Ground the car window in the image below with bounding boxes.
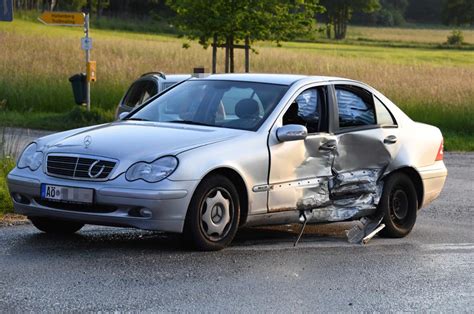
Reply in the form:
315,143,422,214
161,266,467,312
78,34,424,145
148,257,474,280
123,80,157,108
141,81,158,103
336,86,375,128
374,96,396,126
220,87,263,122
129,80,289,131
283,87,325,133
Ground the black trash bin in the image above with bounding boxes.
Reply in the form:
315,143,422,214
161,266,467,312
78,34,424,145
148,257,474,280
69,73,87,105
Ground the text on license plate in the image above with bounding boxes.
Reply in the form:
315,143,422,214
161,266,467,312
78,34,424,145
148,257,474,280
41,184,93,204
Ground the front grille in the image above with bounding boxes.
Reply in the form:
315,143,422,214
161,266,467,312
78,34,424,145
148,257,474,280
46,154,116,180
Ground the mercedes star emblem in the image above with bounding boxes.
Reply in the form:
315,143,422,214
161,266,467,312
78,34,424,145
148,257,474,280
84,135,92,148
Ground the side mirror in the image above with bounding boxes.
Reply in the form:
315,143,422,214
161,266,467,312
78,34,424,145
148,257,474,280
118,112,129,121
276,124,308,142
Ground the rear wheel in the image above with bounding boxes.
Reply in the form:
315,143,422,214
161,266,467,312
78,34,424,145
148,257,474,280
184,174,240,251
30,217,84,234
379,173,418,238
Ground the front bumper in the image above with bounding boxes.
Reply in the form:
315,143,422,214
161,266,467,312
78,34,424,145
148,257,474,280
7,168,199,233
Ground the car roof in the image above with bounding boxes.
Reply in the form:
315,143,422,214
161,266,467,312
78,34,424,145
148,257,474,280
163,74,193,82
139,73,192,82
199,73,347,85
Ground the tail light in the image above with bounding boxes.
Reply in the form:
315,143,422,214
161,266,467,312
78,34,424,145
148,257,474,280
435,139,444,161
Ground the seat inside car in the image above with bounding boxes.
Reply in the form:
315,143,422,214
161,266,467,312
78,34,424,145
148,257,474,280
225,98,260,129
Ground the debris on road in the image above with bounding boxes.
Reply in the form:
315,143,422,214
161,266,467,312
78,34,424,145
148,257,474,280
346,215,384,244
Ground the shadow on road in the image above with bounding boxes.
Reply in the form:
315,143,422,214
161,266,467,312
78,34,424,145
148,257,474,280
8,222,356,255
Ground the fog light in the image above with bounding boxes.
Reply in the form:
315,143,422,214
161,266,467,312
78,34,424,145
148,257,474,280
139,208,152,218
12,193,29,204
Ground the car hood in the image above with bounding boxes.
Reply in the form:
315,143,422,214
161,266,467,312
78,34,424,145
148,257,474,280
41,121,243,172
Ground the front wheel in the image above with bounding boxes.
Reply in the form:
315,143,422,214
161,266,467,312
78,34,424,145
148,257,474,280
30,217,84,234
184,174,240,251
379,173,418,238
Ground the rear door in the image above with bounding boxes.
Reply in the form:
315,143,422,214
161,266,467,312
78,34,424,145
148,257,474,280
330,83,401,215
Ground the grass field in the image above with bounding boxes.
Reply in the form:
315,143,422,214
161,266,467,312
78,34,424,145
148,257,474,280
0,19,473,150
344,25,474,45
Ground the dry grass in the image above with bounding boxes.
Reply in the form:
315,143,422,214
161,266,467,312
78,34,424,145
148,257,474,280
346,26,474,44
0,19,473,147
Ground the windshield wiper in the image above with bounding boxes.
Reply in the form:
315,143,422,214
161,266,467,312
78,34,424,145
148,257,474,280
168,120,214,127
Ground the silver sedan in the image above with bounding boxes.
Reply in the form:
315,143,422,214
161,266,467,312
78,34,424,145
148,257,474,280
7,74,447,250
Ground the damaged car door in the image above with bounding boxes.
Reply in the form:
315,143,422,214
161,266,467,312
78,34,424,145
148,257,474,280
268,85,338,214
328,83,401,221
268,83,401,223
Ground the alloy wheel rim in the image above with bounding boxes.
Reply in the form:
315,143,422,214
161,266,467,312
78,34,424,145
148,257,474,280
200,187,233,242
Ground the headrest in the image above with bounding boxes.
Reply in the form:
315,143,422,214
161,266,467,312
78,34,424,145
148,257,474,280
235,99,259,119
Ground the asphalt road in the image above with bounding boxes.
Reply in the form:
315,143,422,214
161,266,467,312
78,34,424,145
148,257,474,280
0,153,473,312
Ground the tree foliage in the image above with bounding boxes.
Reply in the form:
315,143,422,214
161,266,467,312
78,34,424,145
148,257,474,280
321,0,380,39
166,0,322,71
443,0,474,26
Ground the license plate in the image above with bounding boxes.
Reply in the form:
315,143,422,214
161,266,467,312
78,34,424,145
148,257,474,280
41,184,94,204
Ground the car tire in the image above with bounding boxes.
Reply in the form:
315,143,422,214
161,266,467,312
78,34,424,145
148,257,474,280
29,217,84,234
379,173,418,238
184,174,240,251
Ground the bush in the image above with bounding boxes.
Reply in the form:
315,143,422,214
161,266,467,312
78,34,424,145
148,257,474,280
0,157,15,215
446,30,464,46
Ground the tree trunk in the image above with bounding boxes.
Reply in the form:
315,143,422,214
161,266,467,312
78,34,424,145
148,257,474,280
333,6,348,40
326,22,332,39
244,36,250,73
49,0,57,11
229,35,234,73
212,34,217,74
97,0,102,19
224,36,230,73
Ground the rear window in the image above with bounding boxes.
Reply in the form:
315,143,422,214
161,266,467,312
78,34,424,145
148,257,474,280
374,96,396,125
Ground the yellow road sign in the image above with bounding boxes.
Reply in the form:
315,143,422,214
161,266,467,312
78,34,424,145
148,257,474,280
87,61,96,82
38,11,84,26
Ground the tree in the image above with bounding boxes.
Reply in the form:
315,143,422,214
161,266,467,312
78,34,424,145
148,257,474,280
321,0,380,40
377,0,408,25
405,0,443,24
167,0,323,73
443,0,474,26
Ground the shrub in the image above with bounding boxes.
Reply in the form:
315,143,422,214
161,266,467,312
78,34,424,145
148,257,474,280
446,30,464,46
0,158,15,215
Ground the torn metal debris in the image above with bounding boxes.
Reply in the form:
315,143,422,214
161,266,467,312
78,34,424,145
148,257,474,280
346,215,384,244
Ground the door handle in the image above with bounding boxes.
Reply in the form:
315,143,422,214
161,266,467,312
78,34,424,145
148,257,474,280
319,140,337,151
384,135,397,144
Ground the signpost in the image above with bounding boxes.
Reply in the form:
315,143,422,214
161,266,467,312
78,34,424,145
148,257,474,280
0,0,13,22
38,11,95,112
38,11,84,26
83,13,91,112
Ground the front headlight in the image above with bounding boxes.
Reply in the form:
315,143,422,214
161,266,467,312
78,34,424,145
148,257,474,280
17,143,44,171
125,156,178,183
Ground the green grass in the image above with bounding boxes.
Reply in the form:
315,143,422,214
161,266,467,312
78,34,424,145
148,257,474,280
0,107,114,131
0,158,15,215
1,18,473,151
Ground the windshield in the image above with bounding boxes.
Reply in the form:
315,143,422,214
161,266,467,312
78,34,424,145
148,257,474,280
127,80,289,131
